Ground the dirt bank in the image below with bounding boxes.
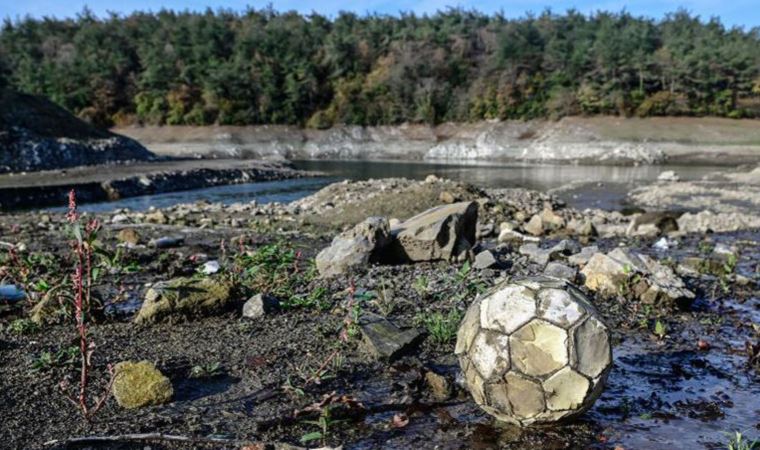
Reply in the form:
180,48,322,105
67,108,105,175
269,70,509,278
115,116,760,166
0,159,311,210
0,89,155,174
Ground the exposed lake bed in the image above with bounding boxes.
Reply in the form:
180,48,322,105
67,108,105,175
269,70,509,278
1,169,758,449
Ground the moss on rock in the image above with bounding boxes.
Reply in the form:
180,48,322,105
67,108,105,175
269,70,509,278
134,276,234,324
112,360,173,409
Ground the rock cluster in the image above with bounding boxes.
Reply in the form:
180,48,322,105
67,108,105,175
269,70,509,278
316,201,478,276
456,277,611,426
581,248,694,307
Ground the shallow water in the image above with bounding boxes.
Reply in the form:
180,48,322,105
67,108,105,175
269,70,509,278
58,160,723,213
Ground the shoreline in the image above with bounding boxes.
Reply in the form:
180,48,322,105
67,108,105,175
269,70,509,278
114,116,760,166
0,159,312,211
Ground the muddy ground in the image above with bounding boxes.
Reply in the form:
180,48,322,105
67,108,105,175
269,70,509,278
0,178,758,450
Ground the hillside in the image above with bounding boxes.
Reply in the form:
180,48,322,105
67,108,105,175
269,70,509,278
1,9,759,128
0,89,155,173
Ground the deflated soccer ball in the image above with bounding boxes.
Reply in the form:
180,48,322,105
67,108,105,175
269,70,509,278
455,276,612,426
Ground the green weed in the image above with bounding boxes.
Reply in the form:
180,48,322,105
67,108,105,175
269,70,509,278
417,309,464,345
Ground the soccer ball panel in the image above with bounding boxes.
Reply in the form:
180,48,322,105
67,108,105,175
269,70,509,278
510,319,568,377
480,284,536,334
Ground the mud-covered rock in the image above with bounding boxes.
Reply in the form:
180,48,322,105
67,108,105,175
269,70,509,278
316,216,391,277
390,201,478,262
112,360,173,409
134,277,234,324
425,370,452,401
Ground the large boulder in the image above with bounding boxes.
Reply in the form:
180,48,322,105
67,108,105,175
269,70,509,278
134,277,234,324
316,217,391,277
390,201,478,262
112,360,173,409
456,277,611,426
581,248,694,307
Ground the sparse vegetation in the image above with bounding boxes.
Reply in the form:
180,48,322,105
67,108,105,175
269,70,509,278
726,431,759,450
189,362,223,378
417,309,464,345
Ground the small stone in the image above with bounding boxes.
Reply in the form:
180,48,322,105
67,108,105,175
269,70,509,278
149,236,184,248
425,174,440,183
473,250,498,269
519,243,552,267
567,218,597,237
524,215,544,236
652,237,670,250
112,361,173,409
657,170,680,182
117,228,141,245
201,260,220,275
425,371,452,401
111,213,129,224
540,208,566,231
544,262,577,281
500,221,517,232
568,246,598,267
242,293,280,319
477,222,495,239
145,210,168,224
360,313,421,362
498,229,534,244
712,243,736,259
439,191,457,204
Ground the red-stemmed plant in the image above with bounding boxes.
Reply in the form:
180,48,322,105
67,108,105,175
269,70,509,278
59,189,114,422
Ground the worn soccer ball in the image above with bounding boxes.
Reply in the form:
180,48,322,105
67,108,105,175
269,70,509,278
455,276,612,426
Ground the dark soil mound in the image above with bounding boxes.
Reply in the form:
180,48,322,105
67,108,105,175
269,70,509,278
0,89,155,173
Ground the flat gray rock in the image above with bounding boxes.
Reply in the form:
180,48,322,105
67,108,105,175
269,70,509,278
473,250,498,269
360,313,422,362
544,262,578,281
242,293,280,319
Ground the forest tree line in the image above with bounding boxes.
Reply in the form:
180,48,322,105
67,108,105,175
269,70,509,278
1,8,760,128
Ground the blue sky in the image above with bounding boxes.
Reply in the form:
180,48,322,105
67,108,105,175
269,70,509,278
2,0,759,28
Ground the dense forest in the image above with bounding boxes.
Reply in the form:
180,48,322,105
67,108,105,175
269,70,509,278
1,8,760,127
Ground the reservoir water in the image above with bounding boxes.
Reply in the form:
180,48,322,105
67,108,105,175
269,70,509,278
62,160,722,213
